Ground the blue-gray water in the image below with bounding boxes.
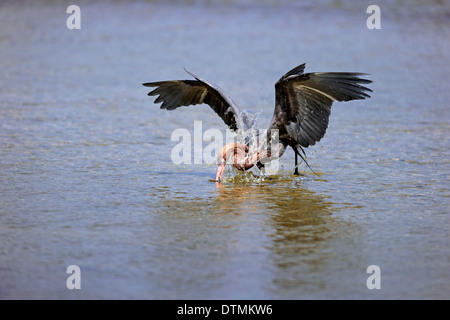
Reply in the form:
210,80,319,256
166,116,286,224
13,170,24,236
0,0,449,299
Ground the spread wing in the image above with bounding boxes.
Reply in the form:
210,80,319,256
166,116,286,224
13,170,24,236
143,69,248,131
268,63,373,148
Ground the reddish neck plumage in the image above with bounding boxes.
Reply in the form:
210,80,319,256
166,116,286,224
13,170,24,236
215,143,256,182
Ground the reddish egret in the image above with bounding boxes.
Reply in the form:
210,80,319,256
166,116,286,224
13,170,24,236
143,63,372,182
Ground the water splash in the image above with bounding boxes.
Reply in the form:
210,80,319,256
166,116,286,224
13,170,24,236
214,165,325,185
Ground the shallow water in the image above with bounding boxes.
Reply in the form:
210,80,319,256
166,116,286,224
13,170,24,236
0,0,449,299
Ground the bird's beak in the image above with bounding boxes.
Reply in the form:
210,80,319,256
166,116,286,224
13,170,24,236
215,163,226,183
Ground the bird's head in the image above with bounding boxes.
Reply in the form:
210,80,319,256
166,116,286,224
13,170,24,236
215,143,250,183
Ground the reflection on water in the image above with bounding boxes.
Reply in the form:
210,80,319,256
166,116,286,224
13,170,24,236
215,180,357,294
150,177,357,297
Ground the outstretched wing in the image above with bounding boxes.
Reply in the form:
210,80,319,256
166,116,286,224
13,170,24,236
268,63,373,148
143,69,248,131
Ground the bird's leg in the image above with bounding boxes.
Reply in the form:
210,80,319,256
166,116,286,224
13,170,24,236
294,152,300,175
294,147,319,177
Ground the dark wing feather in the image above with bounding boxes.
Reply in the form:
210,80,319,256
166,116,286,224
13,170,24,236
269,63,372,148
143,70,246,131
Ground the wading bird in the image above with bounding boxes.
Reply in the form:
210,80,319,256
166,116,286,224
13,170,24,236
143,63,372,182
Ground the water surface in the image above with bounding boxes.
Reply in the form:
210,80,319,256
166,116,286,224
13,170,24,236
0,0,449,299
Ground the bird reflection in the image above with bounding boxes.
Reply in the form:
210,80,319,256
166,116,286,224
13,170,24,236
154,176,357,294
214,177,350,290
